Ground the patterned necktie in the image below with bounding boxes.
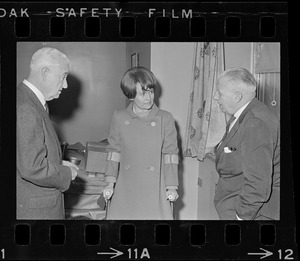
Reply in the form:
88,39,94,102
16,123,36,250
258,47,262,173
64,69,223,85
219,115,236,145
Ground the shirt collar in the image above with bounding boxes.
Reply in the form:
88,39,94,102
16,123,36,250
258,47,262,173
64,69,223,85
127,102,159,119
23,79,46,108
233,100,251,120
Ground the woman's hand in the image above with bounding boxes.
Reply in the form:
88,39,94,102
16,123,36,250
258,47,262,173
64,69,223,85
103,183,114,200
166,189,179,202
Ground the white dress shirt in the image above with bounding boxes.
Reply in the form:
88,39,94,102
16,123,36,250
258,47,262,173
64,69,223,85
23,79,47,110
229,100,251,132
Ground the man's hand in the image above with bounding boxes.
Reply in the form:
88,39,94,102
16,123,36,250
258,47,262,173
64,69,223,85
62,160,79,180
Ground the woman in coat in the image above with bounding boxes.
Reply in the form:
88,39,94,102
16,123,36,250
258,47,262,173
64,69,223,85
103,67,179,220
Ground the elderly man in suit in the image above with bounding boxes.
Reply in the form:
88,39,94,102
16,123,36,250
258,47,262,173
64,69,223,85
17,47,78,219
213,67,280,220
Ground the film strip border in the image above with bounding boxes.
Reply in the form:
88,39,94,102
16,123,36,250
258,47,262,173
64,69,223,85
11,15,278,39
0,2,287,40
1,221,297,259
0,2,295,260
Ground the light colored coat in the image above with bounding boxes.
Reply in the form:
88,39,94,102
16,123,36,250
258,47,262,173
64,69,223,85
17,83,72,219
214,98,280,220
105,103,179,220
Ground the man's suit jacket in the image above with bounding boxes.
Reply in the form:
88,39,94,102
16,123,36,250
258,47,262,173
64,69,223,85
214,98,280,220
17,82,72,219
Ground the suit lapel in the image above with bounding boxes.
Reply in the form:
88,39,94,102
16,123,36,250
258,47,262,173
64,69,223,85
219,121,239,150
215,98,259,164
215,121,239,163
20,83,46,115
20,83,62,159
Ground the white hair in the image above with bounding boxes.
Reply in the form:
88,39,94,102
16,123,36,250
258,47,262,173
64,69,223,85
218,67,257,93
30,47,69,71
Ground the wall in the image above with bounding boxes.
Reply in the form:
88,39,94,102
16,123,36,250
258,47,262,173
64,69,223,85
150,42,199,219
197,157,219,219
17,42,126,145
125,42,151,106
126,42,151,70
224,42,252,71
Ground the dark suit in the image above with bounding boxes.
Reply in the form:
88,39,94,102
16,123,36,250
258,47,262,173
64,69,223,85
17,82,72,219
214,98,280,220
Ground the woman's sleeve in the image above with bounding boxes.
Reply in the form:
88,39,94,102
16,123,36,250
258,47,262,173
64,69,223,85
162,112,179,187
105,111,121,183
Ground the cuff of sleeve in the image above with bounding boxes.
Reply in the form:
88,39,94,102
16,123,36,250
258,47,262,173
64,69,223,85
58,165,73,192
166,185,178,190
105,176,117,183
107,151,121,162
105,160,119,177
163,154,179,164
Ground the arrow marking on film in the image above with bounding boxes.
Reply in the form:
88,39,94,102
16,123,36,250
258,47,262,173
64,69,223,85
97,247,123,259
248,248,273,259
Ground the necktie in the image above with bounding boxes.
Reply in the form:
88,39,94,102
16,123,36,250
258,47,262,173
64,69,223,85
219,115,236,145
44,102,49,114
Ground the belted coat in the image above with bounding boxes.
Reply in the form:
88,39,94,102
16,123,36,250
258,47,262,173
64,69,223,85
105,103,179,220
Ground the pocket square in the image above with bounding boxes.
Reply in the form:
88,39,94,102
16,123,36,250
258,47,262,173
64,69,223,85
224,147,232,153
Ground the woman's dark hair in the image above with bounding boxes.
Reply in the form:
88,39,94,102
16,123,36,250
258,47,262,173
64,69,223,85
120,67,157,99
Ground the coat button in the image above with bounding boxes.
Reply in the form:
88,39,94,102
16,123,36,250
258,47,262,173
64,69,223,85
124,120,129,125
151,122,156,127
150,166,155,171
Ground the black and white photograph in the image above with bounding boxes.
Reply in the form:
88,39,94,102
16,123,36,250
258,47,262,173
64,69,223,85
16,42,280,221
0,2,295,260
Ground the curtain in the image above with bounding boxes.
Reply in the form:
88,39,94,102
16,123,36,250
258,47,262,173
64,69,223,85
184,42,226,161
